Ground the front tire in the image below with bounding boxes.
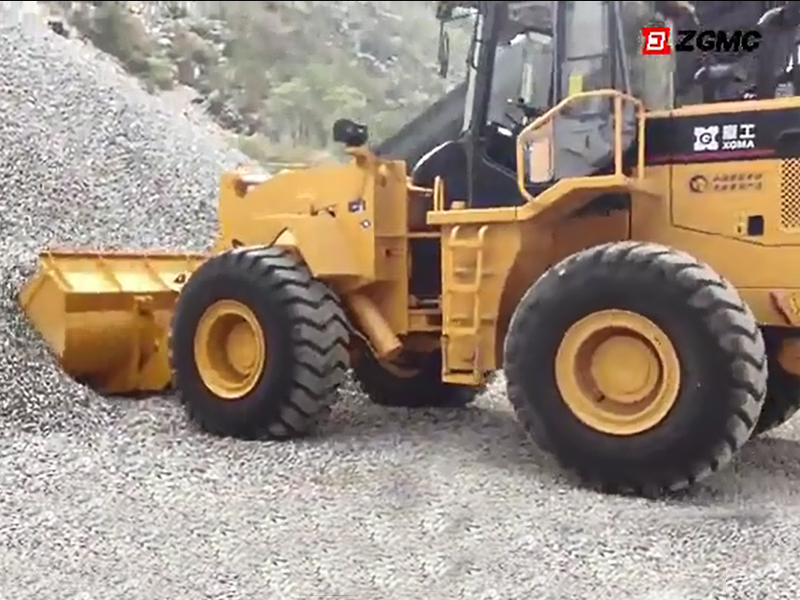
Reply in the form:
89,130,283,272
503,242,766,496
170,247,350,439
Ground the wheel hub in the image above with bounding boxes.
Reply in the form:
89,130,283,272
193,299,267,400
555,309,680,436
227,322,258,374
590,335,659,404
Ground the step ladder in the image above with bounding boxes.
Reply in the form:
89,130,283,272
442,224,489,385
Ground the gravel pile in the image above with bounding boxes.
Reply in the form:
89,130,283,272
3,5,800,600
0,6,244,434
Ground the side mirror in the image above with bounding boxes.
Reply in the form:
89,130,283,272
437,27,450,78
332,119,369,148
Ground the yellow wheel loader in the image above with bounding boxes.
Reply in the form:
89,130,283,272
19,0,800,496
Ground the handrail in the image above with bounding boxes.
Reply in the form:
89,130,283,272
515,89,646,203
264,162,309,169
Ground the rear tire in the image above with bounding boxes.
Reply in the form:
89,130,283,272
752,329,800,436
503,241,767,496
170,247,350,439
354,348,480,408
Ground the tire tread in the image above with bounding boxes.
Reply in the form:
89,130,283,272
173,246,349,440
504,241,767,495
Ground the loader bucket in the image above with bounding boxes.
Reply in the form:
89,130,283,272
18,250,207,395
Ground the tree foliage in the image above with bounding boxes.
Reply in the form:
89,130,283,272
45,0,471,161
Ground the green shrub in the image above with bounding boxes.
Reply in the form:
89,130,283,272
41,0,468,162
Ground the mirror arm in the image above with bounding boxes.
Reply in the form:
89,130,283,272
437,21,450,78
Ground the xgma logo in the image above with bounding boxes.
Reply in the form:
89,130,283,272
642,27,762,55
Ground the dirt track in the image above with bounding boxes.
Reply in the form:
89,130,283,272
2,5,800,600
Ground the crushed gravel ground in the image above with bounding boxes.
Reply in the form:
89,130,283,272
2,5,800,600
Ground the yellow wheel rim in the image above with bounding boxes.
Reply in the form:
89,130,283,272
193,299,267,400
555,309,680,436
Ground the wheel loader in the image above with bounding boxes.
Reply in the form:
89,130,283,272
19,0,800,497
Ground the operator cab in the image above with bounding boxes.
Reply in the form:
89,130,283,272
410,0,670,209
692,3,800,102
754,3,800,98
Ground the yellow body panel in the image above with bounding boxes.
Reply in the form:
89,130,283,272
215,153,411,336
629,160,800,323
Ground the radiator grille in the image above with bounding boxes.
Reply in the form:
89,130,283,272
781,158,800,230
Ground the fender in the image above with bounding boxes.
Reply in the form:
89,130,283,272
270,217,362,278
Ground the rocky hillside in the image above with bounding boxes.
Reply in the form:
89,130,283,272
40,0,470,163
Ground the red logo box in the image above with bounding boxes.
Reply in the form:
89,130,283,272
642,27,671,55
